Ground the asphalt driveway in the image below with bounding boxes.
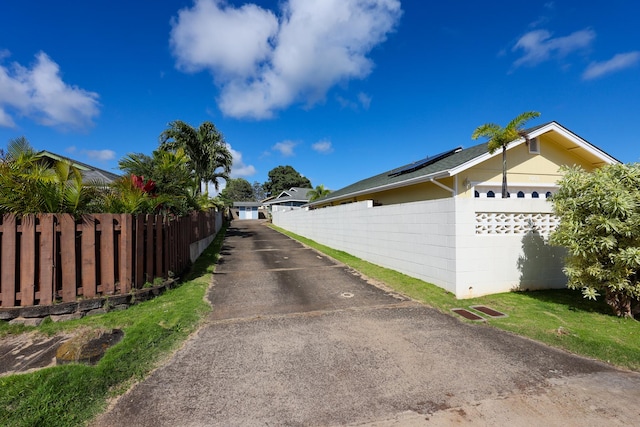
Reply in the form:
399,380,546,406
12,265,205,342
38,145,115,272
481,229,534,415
94,220,640,426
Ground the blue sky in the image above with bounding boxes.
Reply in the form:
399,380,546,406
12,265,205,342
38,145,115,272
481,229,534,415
1,0,639,192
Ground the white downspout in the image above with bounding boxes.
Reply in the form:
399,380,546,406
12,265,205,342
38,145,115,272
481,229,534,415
430,177,455,194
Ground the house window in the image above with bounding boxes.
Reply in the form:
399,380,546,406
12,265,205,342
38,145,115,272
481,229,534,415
529,137,540,154
517,191,525,198
487,191,495,198
474,190,479,198
545,191,552,198
532,191,539,199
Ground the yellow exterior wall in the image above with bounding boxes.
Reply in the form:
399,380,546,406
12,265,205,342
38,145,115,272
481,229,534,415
456,134,600,198
316,177,455,207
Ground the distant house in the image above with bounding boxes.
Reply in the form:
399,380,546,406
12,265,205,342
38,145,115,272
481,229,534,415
263,187,313,212
36,151,120,184
274,122,620,298
232,202,264,220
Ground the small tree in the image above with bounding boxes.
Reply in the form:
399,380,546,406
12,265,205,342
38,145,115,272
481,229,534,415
550,164,640,318
472,111,540,198
307,184,331,202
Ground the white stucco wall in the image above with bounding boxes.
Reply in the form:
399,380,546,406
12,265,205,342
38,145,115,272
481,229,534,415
273,198,566,298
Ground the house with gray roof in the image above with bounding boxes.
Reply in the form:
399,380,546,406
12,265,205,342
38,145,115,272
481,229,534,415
36,150,120,184
263,187,313,212
274,122,620,298
310,121,617,208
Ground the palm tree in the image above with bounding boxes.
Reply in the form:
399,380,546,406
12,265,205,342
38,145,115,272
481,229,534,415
159,120,233,196
0,137,98,215
118,148,200,214
307,184,332,202
472,111,541,198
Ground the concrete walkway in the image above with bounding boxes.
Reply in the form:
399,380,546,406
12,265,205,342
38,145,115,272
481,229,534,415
93,220,640,426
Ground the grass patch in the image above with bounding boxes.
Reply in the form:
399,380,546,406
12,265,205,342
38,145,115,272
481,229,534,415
0,224,227,427
271,225,640,371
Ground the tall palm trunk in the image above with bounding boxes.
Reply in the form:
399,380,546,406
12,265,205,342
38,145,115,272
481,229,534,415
501,146,508,198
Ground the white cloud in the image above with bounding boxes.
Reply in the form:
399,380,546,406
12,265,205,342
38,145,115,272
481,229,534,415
512,28,595,68
312,139,333,154
272,140,297,157
582,51,640,80
82,149,116,162
170,0,402,119
358,92,372,110
336,92,372,111
228,145,256,177
0,51,100,129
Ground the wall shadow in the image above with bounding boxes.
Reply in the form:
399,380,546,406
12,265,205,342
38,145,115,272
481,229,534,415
516,230,567,291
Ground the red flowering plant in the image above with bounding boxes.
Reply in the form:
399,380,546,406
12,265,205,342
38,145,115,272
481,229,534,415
131,174,156,194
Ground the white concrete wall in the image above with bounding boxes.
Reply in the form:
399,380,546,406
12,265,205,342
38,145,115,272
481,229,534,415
274,198,566,299
273,199,458,294
454,198,566,298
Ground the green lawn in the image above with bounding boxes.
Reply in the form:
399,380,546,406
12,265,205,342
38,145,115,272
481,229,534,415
0,225,227,427
271,225,640,372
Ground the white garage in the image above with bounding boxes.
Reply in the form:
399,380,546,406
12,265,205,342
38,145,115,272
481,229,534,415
234,202,261,220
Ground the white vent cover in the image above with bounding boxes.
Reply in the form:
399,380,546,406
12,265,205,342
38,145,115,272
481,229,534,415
528,137,540,154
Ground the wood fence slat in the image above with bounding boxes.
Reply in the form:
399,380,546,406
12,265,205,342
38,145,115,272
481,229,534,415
39,214,55,305
167,217,175,275
20,215,36,306
135,215,144,287
145,215,154,283
81,215,97,299
120,214,133,293
59,215,77,303
1,214,17,307
157,215,165,277
99,214,116,295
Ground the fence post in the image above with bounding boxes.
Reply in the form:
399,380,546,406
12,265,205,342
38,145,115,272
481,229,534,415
135,214,144,287
59,214,77,302
157,215,165,278
81,215,97,299
145,214,154,284
120,214,133,294
98,214,115,295
1,214,17,307
39,214,55,305
20,215,36,306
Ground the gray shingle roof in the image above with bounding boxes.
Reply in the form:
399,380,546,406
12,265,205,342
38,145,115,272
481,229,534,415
36,150,120,184
264,187,313,205
312,142,489,205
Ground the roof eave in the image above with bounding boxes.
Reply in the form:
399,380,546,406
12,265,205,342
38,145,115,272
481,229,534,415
309,171,450,207
448,121,619,177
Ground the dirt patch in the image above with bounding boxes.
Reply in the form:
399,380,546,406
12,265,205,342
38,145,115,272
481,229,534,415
0,328,124,376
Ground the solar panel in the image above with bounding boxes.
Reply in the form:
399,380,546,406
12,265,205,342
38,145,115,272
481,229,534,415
388,146,463,177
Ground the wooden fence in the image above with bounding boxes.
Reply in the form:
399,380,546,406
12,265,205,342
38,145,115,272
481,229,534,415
0,210,220,308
